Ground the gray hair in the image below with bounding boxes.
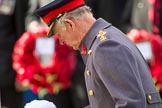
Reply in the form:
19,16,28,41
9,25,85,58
56,5,92,27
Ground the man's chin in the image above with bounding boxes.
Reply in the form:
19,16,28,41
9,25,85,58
72,46,79,50
67,43,79,50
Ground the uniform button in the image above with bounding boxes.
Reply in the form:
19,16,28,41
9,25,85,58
87,50,92,55
148,95,152,101
89,90,94,96
86,70,91,76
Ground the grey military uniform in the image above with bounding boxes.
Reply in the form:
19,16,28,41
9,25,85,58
79,18,162,108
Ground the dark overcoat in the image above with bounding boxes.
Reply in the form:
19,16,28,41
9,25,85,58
0,0,29,88
79,18,162,108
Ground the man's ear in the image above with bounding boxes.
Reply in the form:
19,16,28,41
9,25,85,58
64,19,75,31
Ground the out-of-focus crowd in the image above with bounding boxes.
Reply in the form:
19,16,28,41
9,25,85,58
0,0,162,108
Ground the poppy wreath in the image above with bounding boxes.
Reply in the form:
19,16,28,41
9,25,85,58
12,28,77,97
126,29,162,91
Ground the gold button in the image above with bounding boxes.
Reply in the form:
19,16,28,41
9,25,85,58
148,95,152,101
86,70,91,76
89,90,94,96
88,50,92,55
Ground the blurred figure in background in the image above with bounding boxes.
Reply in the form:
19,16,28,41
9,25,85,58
85,0,128,30
120,0,152,33
0,0,28,108
121,0,162,34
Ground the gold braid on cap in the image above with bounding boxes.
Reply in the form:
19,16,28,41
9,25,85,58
47,12,65,27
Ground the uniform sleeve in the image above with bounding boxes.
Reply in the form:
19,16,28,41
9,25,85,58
93,40,146,108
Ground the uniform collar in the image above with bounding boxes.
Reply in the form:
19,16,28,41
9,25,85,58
79,18,111,63
79,18,111,64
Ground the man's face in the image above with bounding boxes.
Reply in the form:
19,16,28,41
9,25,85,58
53,21,81,50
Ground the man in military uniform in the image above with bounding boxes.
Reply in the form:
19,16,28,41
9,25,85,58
35,0,162,108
